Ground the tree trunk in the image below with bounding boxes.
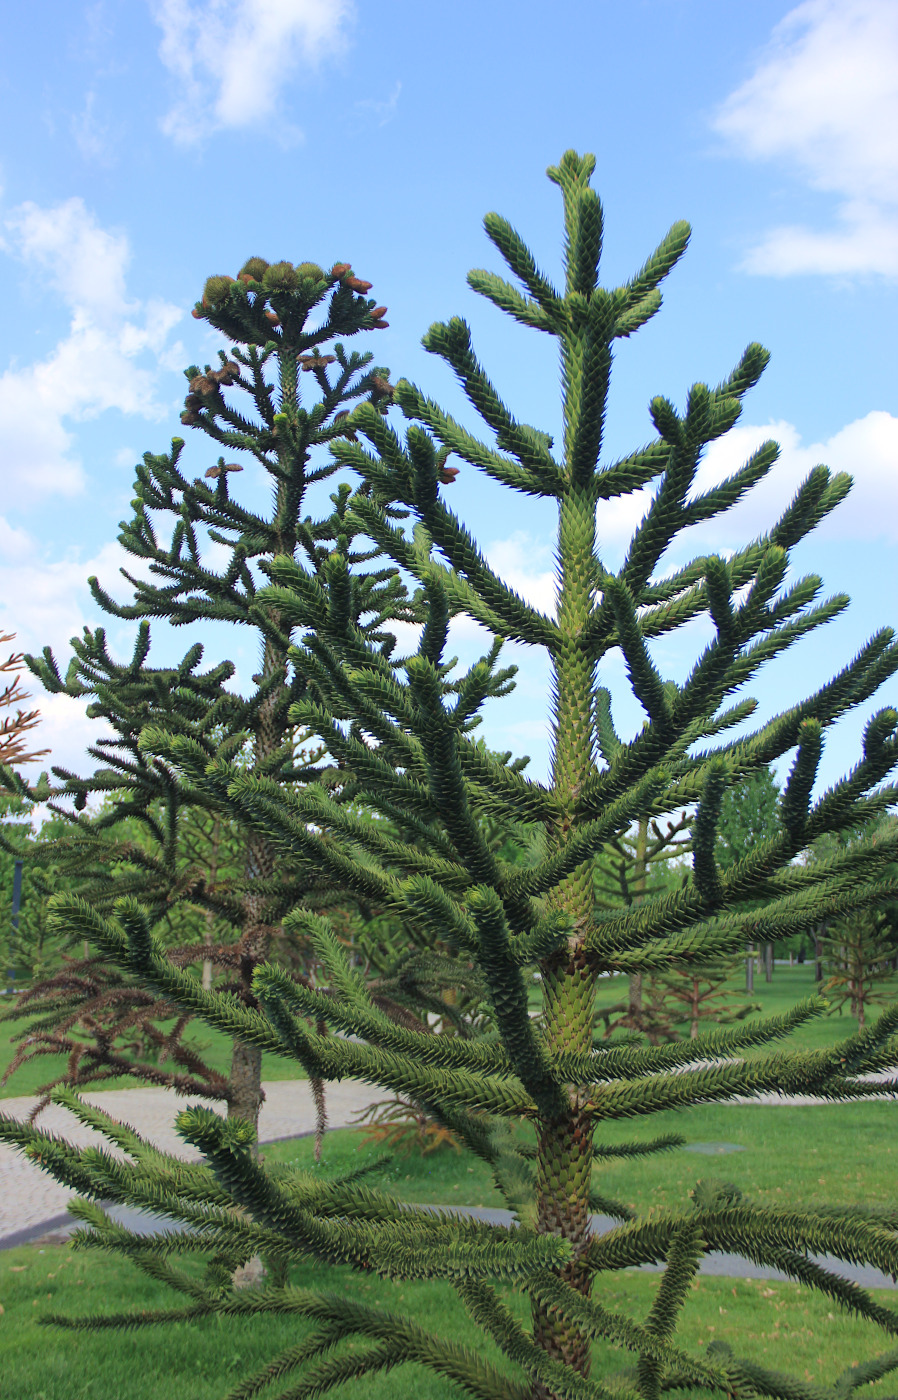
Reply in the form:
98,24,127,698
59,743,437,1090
815,933,824,983
231,631,286,1145
764,943,773,982
628,971,643,1029
746,944,754,994
532,478,599,1392
228,1040,264,1135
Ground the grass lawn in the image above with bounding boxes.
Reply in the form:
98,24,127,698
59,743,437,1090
4,965,897,1398
3,1243,897,1400
0,1015,307,1100
1,965,878,1101
3,1154,897,1400
260,1094,898,1217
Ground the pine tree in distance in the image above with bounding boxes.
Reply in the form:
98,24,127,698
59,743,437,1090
5,152,898,1400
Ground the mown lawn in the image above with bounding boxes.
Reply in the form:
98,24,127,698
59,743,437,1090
0,1015,306,1100
3,1206,897,1399
3,964,896,1398
1,964,879,1100
262,1096,898,1218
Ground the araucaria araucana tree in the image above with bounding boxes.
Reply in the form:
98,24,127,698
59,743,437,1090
1,256,416,1131
4,151,898,1400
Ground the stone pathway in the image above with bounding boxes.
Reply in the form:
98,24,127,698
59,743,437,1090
0,1079,383,1247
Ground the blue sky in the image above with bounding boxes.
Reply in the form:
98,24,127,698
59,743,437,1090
0,0,896,795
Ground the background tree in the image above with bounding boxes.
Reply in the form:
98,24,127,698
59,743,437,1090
591,812,690,1036
5,152,898,1400
1,259,419,1131
821,908,897,1028
716,763,782,987
0,632,51,992
812,815,898,1026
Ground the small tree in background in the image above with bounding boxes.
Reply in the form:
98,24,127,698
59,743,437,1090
821,909,897,1028
642,957,759,1041
717,763,782,987
591,812,690,1036
1,261,421,1131
5,152,898,1400
814,817,898,1027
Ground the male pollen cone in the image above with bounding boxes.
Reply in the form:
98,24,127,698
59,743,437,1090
347,277,373,292
331,263,352,277
370,306,387,319
439,466,460,484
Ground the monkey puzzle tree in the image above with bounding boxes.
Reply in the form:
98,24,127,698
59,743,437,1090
591,813,690,1037
0,257,419,1130
4,152,898,1400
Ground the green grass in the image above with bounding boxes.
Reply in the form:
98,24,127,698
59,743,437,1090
3,1239,897,1400
0,1014,307,1100
1,965,874,1100
311,1102,895,1213
262,1093,898,1216
591,964,876,1053
4,966,897,1397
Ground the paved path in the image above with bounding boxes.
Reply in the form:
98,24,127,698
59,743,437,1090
0,1079,383,1247
2,1072,896,1273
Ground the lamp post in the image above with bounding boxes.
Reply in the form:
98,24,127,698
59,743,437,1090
6,857,22,993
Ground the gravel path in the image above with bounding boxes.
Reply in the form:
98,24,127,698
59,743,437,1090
0,1079,383,1247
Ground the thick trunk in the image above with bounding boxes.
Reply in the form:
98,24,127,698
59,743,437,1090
230,629,285,1143
533,1101,595,1384
532,471,602,1393
534,946,596,1389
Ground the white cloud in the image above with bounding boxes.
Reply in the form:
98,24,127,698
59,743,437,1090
0,528,140,774
678,409,898,552
0,198,181,505
151,0,355,145
712,0,898,277
485,533,557,618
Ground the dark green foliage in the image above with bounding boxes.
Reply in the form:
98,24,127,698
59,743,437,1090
0,260,423,1129
3,154,898,1400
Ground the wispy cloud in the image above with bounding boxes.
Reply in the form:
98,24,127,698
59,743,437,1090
712,0,898,277
354,81,401,129
0,197,181,505
71,90,114,164
151,0,355,145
